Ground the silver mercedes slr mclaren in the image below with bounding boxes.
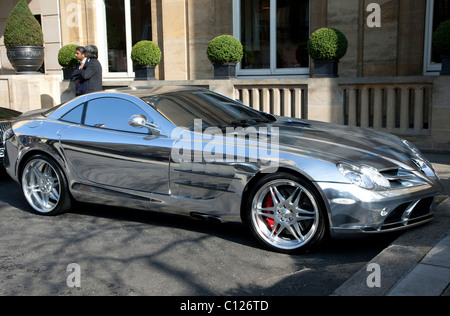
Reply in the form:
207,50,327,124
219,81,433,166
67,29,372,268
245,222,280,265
3,86,444,253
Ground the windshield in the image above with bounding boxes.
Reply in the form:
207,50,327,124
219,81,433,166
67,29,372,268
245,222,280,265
141,90,275,131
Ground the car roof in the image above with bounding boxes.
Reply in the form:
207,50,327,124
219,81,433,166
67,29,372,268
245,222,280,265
106,85,206,98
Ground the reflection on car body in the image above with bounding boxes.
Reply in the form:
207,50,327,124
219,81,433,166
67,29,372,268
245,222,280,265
0,107,22,165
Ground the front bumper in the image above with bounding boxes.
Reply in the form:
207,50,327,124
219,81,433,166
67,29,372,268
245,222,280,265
319,181,444,236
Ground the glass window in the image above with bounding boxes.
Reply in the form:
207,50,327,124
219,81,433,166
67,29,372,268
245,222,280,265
141,90,274,130
236,0,309,76
431,0,450,63
84,97,148,133
104,0,152,74
60,104,85,124
241,0,271,69
105,0,127,73
424,0,450,74
276,0,309,69
131,0,152,46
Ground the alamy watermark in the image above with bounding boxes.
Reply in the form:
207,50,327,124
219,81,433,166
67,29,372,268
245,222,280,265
366,263,381,288
67,263,81,288
171,119,280,172
367,3,382,28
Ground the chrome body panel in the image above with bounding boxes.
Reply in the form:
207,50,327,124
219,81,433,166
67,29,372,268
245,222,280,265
0,107,22,163
4,87,445,236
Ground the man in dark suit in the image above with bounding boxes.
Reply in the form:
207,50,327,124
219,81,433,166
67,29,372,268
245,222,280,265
73,46,87,96
71,45,103,95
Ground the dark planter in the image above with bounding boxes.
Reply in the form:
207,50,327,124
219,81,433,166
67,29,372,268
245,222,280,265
312,59,339,78
213,63,237,79
62,68,76,81
440,55,450,76
6,46,44,74
134,65,156,80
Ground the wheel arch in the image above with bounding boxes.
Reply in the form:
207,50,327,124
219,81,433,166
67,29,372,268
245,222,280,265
17,149,68,185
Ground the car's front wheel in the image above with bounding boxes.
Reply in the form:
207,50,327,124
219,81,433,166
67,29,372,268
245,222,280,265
245,173,326,253
21,155,71,216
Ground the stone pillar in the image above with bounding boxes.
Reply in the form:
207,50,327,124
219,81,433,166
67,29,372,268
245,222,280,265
161,0,189,80
308,78,344,125
430,76,450,149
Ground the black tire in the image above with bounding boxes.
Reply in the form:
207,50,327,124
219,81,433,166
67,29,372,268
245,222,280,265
244,172,326,254
21,155,71,216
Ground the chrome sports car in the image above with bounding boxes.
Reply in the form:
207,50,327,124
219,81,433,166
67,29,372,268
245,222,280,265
3,87,445,253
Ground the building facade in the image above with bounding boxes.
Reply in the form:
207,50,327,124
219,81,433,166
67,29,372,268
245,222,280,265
0,0,449,150
1,0,449,78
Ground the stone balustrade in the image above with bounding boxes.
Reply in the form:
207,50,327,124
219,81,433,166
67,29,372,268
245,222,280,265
0,75,449,151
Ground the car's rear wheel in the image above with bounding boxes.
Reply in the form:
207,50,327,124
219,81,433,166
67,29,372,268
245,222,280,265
246,173,326,253
21,155,71,215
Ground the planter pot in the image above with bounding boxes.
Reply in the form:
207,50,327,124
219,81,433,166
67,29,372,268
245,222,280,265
213,63,237,79
6,46,44,74
134,65,156,80
312,59,339,78
440,55,450,76
62,68,76,81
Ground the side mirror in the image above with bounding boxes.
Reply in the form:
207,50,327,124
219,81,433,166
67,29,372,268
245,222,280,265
128,114,160,135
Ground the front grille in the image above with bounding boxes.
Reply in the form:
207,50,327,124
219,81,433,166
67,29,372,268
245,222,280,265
384,197,434,226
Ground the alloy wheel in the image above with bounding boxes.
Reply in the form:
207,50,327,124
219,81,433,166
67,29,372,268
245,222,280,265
22,158,62,214
250,179,321,251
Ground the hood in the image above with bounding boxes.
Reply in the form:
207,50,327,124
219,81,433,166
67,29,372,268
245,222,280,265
271,117,419,170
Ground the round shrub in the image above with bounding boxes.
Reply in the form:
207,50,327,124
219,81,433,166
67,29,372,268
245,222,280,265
131,41,162,67
58,44,79,68
307,28,348,61
207,35,244,65
4,0,44,47
433,19,450,56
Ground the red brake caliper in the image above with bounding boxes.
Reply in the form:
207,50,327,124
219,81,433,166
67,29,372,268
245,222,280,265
264,193,275,230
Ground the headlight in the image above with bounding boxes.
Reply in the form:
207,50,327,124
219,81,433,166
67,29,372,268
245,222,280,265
337,163,391,190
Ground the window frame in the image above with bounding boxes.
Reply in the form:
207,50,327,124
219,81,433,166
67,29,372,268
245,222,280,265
97,0,150,79
232,0,310,77
424,0,449,75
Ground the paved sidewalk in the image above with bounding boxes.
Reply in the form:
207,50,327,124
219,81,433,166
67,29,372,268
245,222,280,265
333,153,450,296
387,232,450,296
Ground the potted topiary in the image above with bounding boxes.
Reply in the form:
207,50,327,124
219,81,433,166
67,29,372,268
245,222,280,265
58,44,79,81
4,0,44,74
131,41,162,80
307,28,348,78
433,19,450,76
207,35,243,79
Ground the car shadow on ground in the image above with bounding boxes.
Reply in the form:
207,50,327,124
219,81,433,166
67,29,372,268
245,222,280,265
0,171,401,257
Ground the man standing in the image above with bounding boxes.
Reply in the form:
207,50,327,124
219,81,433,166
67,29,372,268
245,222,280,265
71,45,103,95
73,46,87,96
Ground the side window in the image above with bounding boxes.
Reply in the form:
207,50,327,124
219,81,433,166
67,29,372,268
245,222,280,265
84,97,148,133
60,103,84,124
